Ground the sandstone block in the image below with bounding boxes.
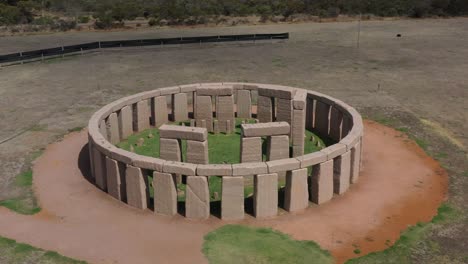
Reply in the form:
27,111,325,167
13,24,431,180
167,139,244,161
93,148,107,191
297,151,327,168
195,95,213,132
107,112,120,145
241,122,290,137
305,96,314,130
257,95,273,123
241,137,262,163
125,165,148,209
132,156,165,172
284,168,309,212
186,176,210,219
350,141,361,184
329,107,343,141
267,135,290,161
236,90,252,118
118,105,133,140
216,95,235,133
152,96,169,128
213,120,219,134
232,162,268,176
276,98,293,125
163,161,197,176
106,157,125,201
153,172,177,216
99,119,108,140
254,173,278,218
197,164,232,176
267,158,300,173
186,140,209,164
309,160,333,204
292,109,306,157
135,100,150,132
314,100,330,138
172,93,188,122
221,176,244,220
333,151,351,194
197,86,233,96
320,143,346,159
258,86,296,99
159,86,180,95
190,119,195,127
159,138,181,161
293,90,307,110
159,125,207,141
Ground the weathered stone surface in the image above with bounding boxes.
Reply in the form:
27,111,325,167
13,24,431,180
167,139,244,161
106,157,125,201
258,86,296,99
276,98,293,125
334,151,351,194
297,151,327,168
309,160,333,204
232,162,268,176
159,138,181,161
320,143,346,159
267,135,290,161
221,176,244,220
267,158,300,173
257,95,273,123
159,125,207,141
216,95,235,133
186,140,209,164
197,86,233,96
226,120,232,134
163,161,197,175
329,107,343,141
93,148,107,191
284,168,308,212
186,176,210,219
197,164,232,176
213,120,219,134
118,105,133,139
195,95,213,132
159,86,180,95
172,93,188,122
153,172,177,216
292,109,305,157
254,173,278,218
107,113,120,145
314,100,330,138
190,119,195,127
236,90,252,118
99,119,108,140
350,141,361,184
125,165,148,209
293,90,307,110
241,137,262,163
241,122,290,137
135,100,150,132
152,96,169,128
132,156,164,172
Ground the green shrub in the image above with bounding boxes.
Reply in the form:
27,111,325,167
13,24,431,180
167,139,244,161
77,16,90,23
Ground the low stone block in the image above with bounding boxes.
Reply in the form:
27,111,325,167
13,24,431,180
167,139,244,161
197,164,232,176
221,176,244,220
241,122,290,137
186,140,209,164
241,137,262,163
186,176,210,219
333,151,351,194
152,96,169,128
159,138,181,162
309,160,333,204
267,158,300,173
153,172,177,216
172,93,188,122
125,165,148,209
284,168,309,212
159,125,207,141
267,135,290,161
163,161,197,176
118,105,133,140
232,162,268,176
257,95,273,123
254,173,278,218
236,90,252,119
135,100,150,132
106,157,125,201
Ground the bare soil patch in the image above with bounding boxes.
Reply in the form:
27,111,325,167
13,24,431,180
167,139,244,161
0,120,447,263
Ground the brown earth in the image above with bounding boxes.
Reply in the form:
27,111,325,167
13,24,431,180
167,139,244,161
0,120,447,263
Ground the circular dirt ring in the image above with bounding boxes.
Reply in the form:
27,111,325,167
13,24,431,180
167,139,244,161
0,120,447,264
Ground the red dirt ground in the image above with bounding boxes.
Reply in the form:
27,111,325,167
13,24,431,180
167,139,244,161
0,120,447,264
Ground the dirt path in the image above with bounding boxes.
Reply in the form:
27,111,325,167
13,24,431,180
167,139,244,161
0,121,447,264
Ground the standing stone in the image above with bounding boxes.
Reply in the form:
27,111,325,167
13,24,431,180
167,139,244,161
216,95,235,133
314,101,330,138
159,138,181,161
99,119,108,140
221,176,244,220
195,95,213,132
257,96,273,123
236,90,252,119
153,172,177,216
267,135,290,161
226,119,232,134
309,160,333,204
190,119,195,127
284,168,308,212
153,96,169,128
329,107,343,141
135,100,150,132
172,93,188,122
107,112,120,144
119,105,133,139
213,120,219,134
276,98,293,125
292,109,305,157
125,165,148,209
350,142,361,184
186,140,209,164
93,148,107,191
241,137,262,162
186,176,210,219
106,157,125,201
333,151,351,194
254,173,278,218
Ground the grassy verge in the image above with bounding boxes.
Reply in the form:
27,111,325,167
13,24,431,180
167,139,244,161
0,236,85,264
203,225,333,264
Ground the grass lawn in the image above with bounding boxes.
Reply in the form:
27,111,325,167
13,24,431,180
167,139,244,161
0,236,85,264
203,225,333,264
116,118,327,201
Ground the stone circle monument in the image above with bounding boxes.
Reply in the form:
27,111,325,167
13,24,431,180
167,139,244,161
88,83,363,220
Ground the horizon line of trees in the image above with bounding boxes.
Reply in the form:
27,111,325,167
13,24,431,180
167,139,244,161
1,0,468,27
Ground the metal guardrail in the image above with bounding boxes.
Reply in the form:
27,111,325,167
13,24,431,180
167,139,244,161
0,33,289,64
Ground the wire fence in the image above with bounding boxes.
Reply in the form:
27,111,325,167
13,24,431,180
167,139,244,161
0,33,289,64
